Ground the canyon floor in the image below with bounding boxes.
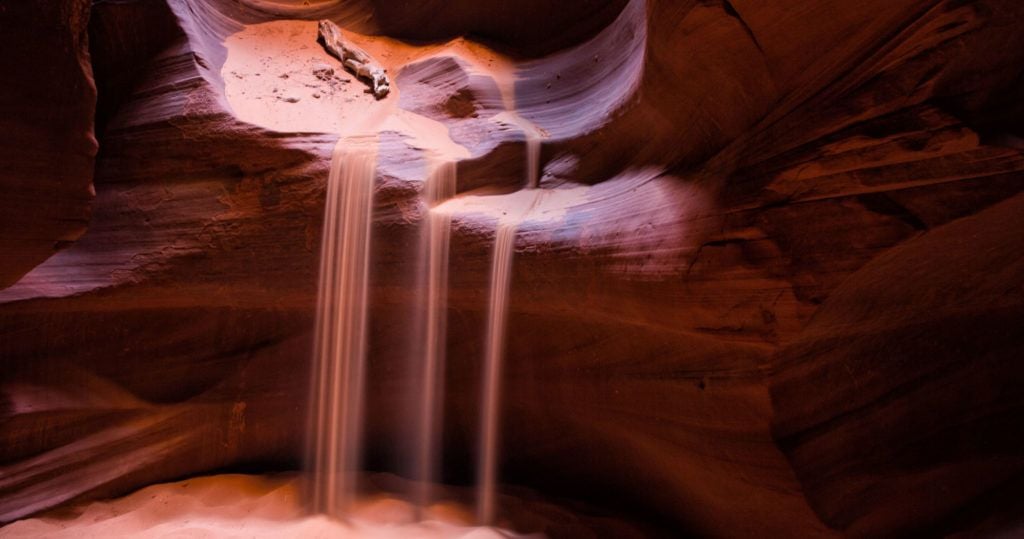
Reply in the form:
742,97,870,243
0,473,664,538
0,473,528,539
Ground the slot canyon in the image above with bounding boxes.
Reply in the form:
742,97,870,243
1,0,1023,537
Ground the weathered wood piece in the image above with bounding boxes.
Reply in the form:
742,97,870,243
317,20,390,99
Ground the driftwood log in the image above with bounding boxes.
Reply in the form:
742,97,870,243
317,20,390,99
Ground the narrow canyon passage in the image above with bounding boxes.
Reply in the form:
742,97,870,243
1,0,1024,537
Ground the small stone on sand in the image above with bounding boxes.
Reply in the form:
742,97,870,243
312,63,335,81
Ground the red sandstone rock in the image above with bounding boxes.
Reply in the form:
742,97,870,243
1,0,1023,536
0,0,97,289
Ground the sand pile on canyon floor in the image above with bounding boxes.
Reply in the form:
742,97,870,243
0,474,522,539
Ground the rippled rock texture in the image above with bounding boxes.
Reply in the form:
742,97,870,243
2,0,1023,536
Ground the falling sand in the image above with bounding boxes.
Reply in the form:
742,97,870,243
225,19,477,521
416,161,457,510
219,16,576,533
476,223,517,525
307,142,376,515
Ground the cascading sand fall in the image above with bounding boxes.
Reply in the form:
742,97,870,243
415,161,456,509
476,223,516,525
476,127,543,524
299,43,542,523
526,135,540,189
307,140,377,516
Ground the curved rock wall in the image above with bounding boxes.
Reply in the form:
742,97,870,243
1,0,1023,536
0,0,96,289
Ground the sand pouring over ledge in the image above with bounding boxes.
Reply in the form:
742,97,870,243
223,16,551,535
0,9,662,537
307,142,376,516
